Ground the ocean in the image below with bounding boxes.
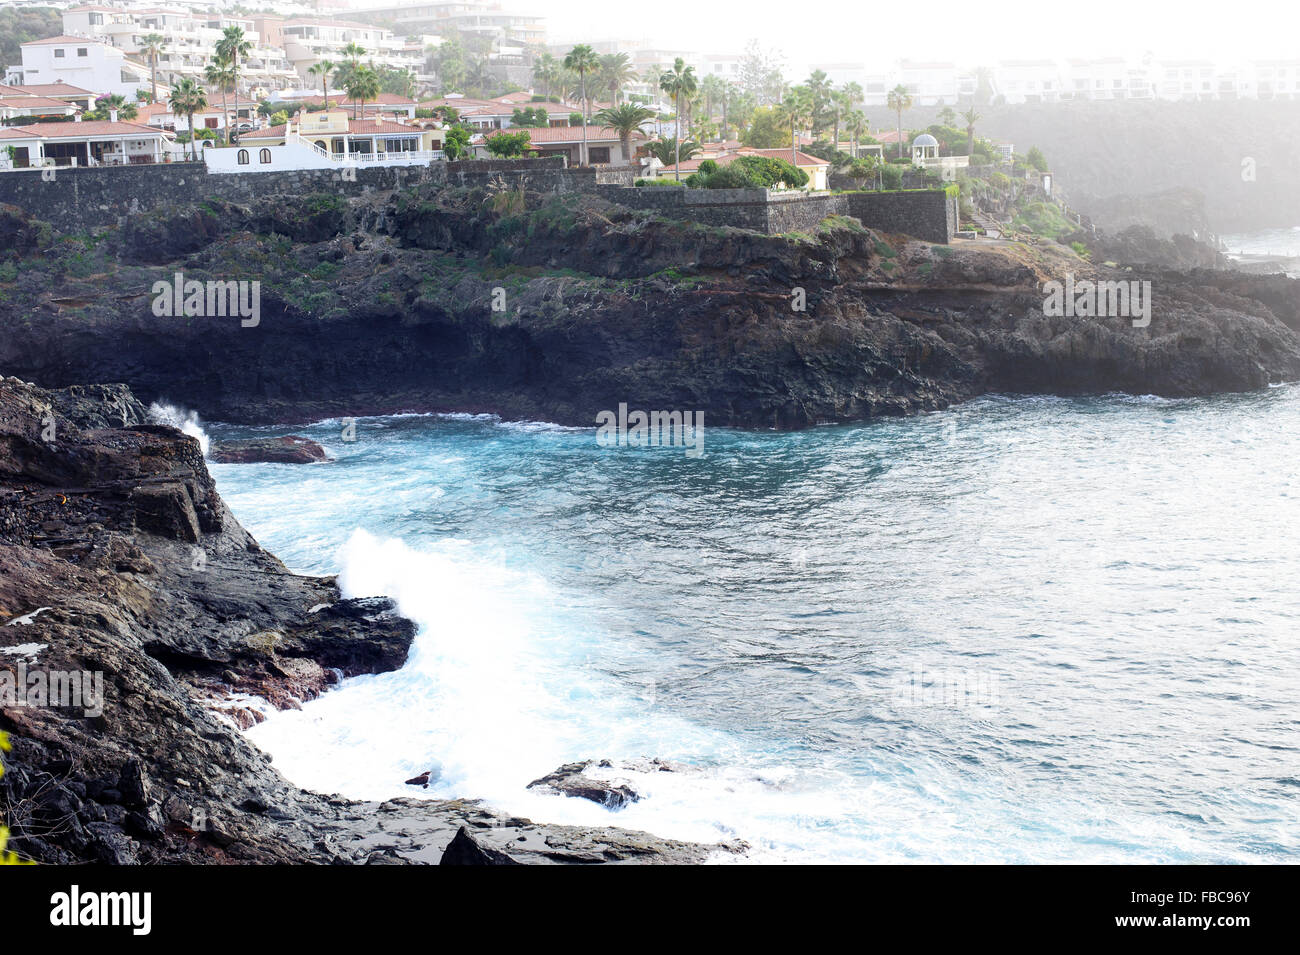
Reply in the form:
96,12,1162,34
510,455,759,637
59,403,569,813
204,388,1300,863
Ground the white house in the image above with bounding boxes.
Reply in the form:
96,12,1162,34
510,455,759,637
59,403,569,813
6,35,148,99
0,118,170,168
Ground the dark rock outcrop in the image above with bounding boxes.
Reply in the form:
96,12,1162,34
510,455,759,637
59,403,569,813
209,435,328,464
0,378,725,864
0,187,1296,431
528,761,641,810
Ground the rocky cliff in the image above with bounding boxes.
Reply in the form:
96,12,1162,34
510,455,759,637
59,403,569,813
1,185,1298,431
0,377,722,864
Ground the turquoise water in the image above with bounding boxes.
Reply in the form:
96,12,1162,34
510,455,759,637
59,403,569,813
205,388,1300,863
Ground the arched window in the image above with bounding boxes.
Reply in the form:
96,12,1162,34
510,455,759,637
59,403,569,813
259,148,271,164
236,149,249,165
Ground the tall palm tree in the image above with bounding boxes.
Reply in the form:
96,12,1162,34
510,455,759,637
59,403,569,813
845,108,867,158
961,107,982,156
597,52,635,106
593,103,654,165
563,44,599,165
203,56,234,142
805,69,832,136
776,85,812,169
700,74,726,138
345,64,380,120
215,26,251,143
138,33,166,106
720,79,733,140
169,78,207,160
532,52,559,97
658,57,696,180
887,83,913,158
308,59,334,107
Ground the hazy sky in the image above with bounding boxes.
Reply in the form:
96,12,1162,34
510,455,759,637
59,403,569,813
535,0,1300,74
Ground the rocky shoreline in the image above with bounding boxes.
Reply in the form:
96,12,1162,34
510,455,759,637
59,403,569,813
0,378,730,864
0,186,1297,431
2,180,1299,865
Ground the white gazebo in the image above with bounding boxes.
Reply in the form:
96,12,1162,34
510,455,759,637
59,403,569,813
911,133,940,165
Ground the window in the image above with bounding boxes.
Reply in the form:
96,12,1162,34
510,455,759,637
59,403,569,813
54,49,65,58
259,148,271,163
589,146,611,164
237,149,249,164
77,48,88,57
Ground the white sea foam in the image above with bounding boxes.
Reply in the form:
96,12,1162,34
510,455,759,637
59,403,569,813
147,402,211,456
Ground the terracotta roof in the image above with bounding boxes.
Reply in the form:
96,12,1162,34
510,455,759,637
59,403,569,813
9,120,166,138
286,93,416,108
0,96,74,110
244,117,427,139
3,83,96,97
0,127,42,140
512,125,645,144
21,35,114,46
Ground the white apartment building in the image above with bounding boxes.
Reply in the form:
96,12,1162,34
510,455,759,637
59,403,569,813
358,2,546,48
5,35,149,99
60,5,298,90
280,18,429,81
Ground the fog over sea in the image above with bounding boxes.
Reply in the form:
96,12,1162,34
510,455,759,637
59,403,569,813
205,388,1300,863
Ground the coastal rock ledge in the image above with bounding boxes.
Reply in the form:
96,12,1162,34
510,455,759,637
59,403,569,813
0,377,731,864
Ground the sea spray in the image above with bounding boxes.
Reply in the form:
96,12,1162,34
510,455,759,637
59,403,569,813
147,402,211,456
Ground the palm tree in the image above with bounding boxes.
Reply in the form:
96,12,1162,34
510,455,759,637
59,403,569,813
646,136,700,167
203,57,234,142
658,57,697,180
845,108,867,158
563,44,599,165
720,79,733,140
962,107,982,156
345,64,380,120
597,52,635,106
776,85,812,169
215,26,252,143
805,69,832,136
169,78,207,160
308,59,334,107
593,103,654,165
836,81,862,150
138,33,166,106
532,52,559,97
887,83,913,159
95,93,138,121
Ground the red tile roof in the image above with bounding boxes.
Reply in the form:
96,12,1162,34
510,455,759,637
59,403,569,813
2,83,95,98
244,117,427,139
21,35,114,46
510,125,645,144
286,93,416,108
0,96,74,110
9,120,166,138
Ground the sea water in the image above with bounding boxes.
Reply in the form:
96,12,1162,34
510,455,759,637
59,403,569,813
206,389,1300,862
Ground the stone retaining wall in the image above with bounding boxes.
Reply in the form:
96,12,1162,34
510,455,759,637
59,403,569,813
0,159,953,241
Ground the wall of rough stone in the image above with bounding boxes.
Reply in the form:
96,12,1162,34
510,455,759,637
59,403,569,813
596,184,953,240
843,190,957,243
0,163,437,229
0,159,953,240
